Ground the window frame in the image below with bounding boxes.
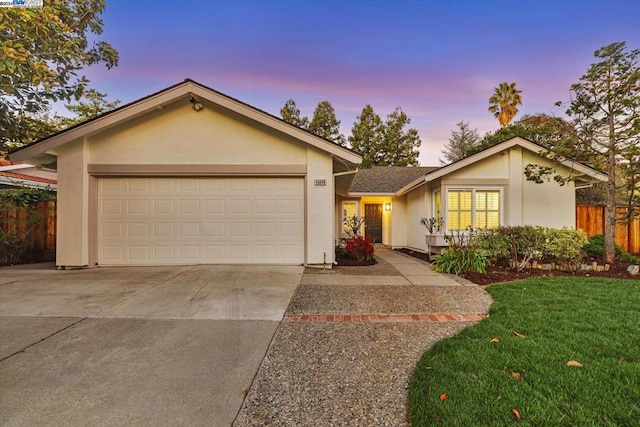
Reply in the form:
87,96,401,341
341,200,360,234
433,190,442,228
444,187,503,232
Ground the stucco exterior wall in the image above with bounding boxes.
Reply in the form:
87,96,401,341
405,186,427,251
56,139,90,266
306,147,335,265
521,150,576,227
88,103,307,165
390,196,407,248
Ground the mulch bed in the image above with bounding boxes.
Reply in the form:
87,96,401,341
334,255,376,266
395,248,638,285
305,253,401,276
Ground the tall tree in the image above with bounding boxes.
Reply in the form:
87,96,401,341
1,0,119,152
488,82,523,127
58,89,120,127
309,100,346,146
440,121,480,164
525,42,640,263
348,105,384,168
475,114,580,156
280,99,309,128
379,107,421,166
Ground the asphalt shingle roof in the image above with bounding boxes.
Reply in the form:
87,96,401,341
350,166,439,193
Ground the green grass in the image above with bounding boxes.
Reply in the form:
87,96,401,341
409,277,640,426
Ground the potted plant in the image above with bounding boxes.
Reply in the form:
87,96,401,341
420,217,444,259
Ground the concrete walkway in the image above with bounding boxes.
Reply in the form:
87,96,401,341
300,247,463,287
235,248,492,425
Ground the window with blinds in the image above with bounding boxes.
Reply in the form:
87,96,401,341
447,190,473,230
446,189,501,231
475,190,500,229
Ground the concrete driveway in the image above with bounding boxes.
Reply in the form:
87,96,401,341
0,263,303,427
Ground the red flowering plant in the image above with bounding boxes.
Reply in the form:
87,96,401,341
344,234,375,262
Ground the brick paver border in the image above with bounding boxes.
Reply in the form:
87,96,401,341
283,314,488,323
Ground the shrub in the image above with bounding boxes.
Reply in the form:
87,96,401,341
432,228,490,275
473,226,587,271
492,226,546,271
583,234,640,263
433,247,490,275
619,252,640,263
473,230,510,260
545,228,588,263
344,235,375,262
582,234,624,259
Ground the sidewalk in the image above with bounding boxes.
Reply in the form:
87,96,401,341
234,248,492,426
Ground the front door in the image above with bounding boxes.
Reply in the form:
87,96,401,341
365,204,383,243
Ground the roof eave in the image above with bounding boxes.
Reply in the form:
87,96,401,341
10,79,363,165
348,192,397,197
414,137,608,186
396,176,427,196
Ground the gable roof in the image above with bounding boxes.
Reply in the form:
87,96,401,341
9,79,362,167
349,166,439,195
397,136,608,195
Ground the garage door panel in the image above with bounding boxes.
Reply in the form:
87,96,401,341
128,223,149,238
203,222,225,237
204,199,225,214
127,200,149,215
154,246,174,260
179,179,200,192
153,223,175,238
128,246,150,261
127,179,149,192
97,177,304,265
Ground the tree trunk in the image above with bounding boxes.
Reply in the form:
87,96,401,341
604,112,617,264
604,193,616,263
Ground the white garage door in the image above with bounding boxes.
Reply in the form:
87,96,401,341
97,177,304,265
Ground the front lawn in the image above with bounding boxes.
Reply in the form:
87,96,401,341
409,277,640,426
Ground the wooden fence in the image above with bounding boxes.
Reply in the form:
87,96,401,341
576,205,640,254
0,200,56,264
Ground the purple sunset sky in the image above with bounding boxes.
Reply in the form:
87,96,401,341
81,0,639,165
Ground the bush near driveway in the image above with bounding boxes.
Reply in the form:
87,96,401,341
409,277,640,426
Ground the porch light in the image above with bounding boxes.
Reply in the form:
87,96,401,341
189,96,204,112
384,202,391,211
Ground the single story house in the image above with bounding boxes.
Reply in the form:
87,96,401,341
337,136,607,252
10,79,607,267
10,79,361,268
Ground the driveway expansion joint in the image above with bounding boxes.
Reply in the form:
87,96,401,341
283,313,488,322
0,317,87,363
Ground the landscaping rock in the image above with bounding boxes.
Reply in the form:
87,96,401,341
627,265,639,275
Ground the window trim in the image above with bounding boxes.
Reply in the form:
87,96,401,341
433,190,441,228
444,187,503,232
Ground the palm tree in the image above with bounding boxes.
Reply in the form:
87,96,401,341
488,82,523,127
